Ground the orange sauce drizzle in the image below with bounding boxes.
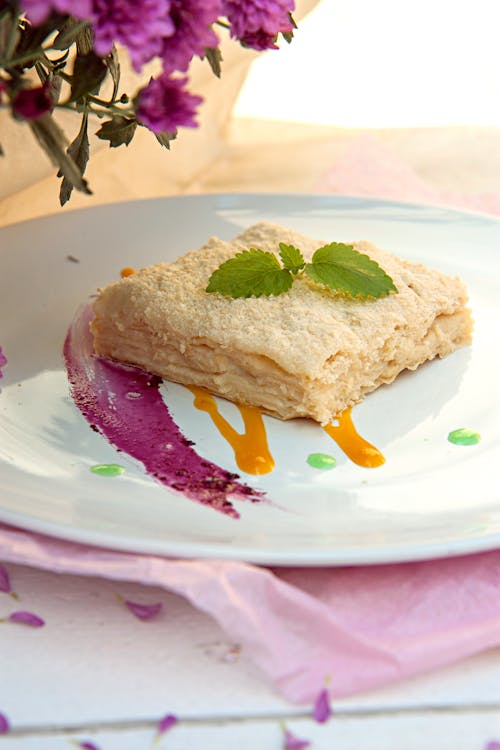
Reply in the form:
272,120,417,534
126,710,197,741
324,407,385,468
120,267,136,278
187,386,275,475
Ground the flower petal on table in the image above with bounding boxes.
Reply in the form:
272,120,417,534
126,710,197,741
283,727,311,749
312,687,332,723
0,564,11,594
7,610,45,627
0,713,9,734
124,600,162,621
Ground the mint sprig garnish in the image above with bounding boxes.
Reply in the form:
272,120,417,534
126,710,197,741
206,242,397,300
205,248,293,298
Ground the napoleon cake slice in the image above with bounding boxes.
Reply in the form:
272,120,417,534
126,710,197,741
90,221,472,425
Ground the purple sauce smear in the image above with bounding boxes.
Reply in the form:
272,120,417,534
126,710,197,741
64,304,263,518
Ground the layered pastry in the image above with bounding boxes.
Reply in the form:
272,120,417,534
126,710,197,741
90,222,473,424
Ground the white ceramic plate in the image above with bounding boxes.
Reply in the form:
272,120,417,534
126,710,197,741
0,194,499,565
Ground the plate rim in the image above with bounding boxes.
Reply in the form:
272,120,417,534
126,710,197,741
0,192,499,566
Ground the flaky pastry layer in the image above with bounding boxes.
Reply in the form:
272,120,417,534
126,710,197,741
91,222,473,424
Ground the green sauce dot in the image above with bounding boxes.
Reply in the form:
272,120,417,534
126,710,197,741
447,428,481,446
307,452,337,470
90,463,126,477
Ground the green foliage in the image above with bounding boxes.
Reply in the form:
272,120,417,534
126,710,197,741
207,242,398,301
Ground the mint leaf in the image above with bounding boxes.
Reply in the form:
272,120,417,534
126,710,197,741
305,242,398,299
206,249,293,298
278,243,305,274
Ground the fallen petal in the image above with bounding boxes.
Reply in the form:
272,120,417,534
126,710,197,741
0,346,6,378
0,564,11,594
283,727,311,749
125,600,162,621
77,742,101,750
0,713,9,734
313,688,332,723
8,611,45,627
157,713,178,735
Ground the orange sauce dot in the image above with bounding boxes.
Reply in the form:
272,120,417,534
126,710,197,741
187,385,275,475
324,407,385,468
120,267,136,278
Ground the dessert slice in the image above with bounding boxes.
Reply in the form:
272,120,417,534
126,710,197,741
90,221,472,425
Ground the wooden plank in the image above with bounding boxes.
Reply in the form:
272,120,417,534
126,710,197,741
1,710,499,750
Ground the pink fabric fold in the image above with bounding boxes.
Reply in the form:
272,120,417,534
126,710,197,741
2,138,500,704
1,523,500,704
316,133,500,217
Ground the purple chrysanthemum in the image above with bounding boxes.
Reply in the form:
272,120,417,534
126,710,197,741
223,0,294,50
12,84,53,120
161,0,222,73
21,0,93,26
136,74,202,133
91,0,174,71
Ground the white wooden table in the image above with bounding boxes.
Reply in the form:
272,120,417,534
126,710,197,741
0,561,499,749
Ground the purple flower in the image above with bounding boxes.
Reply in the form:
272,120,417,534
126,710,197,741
136,74,202,134
223,0,294,50
157,713,178,735
0,347,6,379
485,744,500,750
312,687,332,724
6,611,45,627
21,0,93,25
124,599,162,621
77,742,101,750
0,564,11,594
0,713,9,734
92,0,174,72
12,84,53,121
283,727,310,750
161,0,222,73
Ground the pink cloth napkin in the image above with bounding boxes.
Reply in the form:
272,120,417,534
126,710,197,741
2,136,500,705
1,523,500,704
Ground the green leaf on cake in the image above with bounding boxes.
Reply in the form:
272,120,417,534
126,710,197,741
278,243,305,274
305,243,398,299
206,241,398,301
206,249,293,298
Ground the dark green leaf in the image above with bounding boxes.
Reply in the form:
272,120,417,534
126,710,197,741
105,45,121,101
75,25,94,55
53,19,89,50
305,243,398,299
203,47,223,78
96,116,137,148
29,113,91,197
282,12,297,43
70,51,107,101
46,71,63,104
206,248,293,298
59,112,90,206
278,243,305,274
155,130,177,149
